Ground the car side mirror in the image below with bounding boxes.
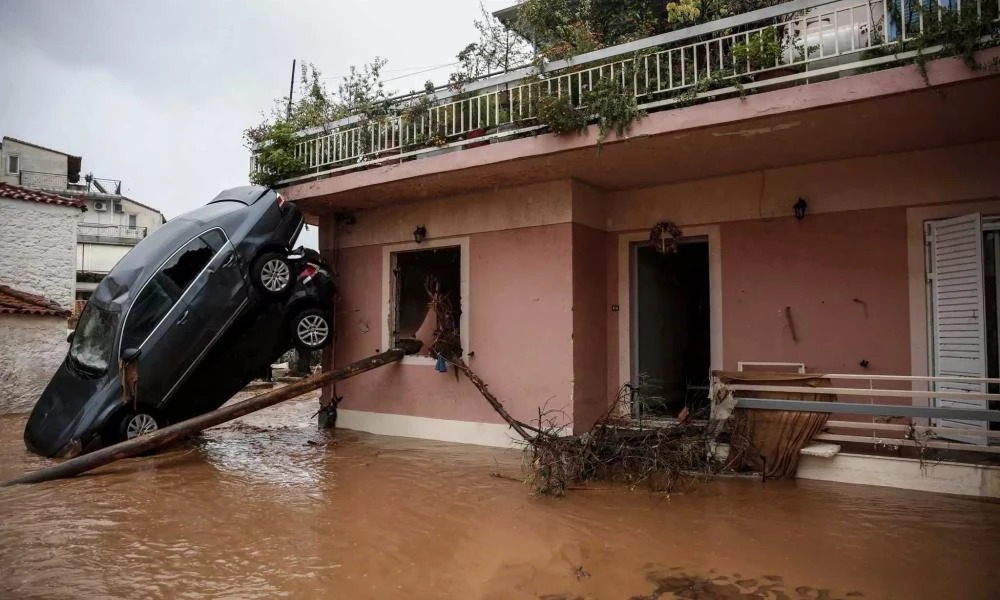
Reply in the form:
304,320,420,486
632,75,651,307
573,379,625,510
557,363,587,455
122,347,141,362
66,331,74,344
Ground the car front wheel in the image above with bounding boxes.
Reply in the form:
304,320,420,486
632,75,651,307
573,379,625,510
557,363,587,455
253,252,293,298
292,309,331,350
119,411,160,441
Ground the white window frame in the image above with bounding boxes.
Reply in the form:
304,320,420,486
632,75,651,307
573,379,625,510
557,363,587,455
7,154,19,175
381,236,470,366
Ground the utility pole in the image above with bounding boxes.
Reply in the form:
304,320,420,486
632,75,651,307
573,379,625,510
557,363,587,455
286,58,297,119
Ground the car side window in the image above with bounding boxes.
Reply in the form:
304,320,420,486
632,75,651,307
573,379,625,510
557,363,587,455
120,237,216,351
121,276,178,350
201,229,227,253
161,237,214,291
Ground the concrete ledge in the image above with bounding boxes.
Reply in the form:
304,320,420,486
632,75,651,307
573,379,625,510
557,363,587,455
336,409,523,449
797,452,1000,498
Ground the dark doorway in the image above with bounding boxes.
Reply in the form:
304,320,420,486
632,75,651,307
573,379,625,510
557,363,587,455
632,240,711,419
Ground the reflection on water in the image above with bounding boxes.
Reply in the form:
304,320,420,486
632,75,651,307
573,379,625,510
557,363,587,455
2,392,999,599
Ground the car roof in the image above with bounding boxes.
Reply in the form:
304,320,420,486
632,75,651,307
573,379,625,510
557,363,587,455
89,195,265,311
210,185,271,205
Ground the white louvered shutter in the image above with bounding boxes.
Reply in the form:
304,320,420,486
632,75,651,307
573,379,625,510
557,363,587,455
927,213,988,444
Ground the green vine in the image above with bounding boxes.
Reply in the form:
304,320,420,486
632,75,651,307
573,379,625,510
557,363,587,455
585,78,644,146
534,75,645,150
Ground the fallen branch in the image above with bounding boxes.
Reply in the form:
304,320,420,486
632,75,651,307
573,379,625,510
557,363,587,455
1,349,405,487
448,358,538,443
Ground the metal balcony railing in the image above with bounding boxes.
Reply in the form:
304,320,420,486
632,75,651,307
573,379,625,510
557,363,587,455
78,224,148,245
17,171,123,195
254,0,999,184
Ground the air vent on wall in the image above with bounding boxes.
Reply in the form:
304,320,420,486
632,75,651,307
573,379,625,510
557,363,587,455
94,200,107,211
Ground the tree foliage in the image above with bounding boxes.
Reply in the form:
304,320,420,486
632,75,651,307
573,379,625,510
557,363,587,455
449,3,533,88
244,59,393,186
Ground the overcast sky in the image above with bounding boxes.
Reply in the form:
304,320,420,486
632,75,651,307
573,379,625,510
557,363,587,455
0,0,512,248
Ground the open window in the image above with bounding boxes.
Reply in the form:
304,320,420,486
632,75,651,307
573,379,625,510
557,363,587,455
7,154,19,175
390,246,462,359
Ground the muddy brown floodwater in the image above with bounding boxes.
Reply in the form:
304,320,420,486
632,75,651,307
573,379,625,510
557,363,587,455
2,393,1000,599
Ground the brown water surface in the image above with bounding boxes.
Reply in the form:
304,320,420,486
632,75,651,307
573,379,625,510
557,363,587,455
2,394,999,599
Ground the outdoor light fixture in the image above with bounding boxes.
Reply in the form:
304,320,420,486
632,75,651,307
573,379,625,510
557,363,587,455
793,198,808,220
413,225,427,244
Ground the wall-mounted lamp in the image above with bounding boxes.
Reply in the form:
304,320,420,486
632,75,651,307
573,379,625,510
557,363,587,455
793,198,808,220
413,225,427,244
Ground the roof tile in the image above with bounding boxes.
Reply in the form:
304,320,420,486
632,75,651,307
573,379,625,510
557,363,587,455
0,182,86,210
0,284,71,318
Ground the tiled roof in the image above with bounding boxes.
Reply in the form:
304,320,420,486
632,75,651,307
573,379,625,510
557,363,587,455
0,284,70,317
0,182,86,210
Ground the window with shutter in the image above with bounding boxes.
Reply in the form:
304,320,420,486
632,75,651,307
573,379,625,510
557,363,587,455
927,213,988,444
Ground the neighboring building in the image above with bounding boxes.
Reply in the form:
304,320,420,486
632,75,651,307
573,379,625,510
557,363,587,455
259,2,1000,492
73,194,166,301
0,136,84,193
1,136,166,302
0,183,84,413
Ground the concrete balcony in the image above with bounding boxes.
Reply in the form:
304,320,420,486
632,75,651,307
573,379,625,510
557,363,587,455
254,0,1000,190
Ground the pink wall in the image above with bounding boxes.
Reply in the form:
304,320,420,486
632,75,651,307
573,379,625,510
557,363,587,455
332,224,576,427
721,207,911,375
571,223,610,433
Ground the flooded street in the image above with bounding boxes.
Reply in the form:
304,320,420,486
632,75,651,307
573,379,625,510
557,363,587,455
2,394,999,599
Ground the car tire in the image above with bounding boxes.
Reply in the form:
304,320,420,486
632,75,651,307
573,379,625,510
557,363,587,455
252,252,293,298
291,308,331,350
118,410,160,441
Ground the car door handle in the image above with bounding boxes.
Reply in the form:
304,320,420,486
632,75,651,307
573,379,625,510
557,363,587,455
177,309,190,325
222,254,237,268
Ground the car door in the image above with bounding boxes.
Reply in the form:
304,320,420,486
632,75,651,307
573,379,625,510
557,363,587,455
120,236,215,408
185,229,249,335
158,229,251,404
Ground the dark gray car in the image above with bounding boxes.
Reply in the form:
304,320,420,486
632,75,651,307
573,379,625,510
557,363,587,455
24,185,335,458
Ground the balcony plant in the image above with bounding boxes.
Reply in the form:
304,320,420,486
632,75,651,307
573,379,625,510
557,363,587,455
731,26,784,74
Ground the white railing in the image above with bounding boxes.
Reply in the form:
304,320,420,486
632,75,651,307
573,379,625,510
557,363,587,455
78,224,148,245
257,0,999,183
713,372,1000,454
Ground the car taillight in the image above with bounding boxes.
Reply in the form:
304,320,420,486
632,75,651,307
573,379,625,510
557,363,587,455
299,264,317,284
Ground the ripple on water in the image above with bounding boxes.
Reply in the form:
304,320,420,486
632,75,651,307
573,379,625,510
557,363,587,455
2,401,1000,599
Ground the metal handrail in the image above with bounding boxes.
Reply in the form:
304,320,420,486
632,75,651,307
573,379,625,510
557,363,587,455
78,224,148,241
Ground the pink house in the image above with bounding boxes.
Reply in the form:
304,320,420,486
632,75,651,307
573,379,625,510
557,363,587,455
262,0,1000,491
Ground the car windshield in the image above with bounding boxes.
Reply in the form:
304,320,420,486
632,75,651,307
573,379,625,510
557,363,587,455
69,303,118,374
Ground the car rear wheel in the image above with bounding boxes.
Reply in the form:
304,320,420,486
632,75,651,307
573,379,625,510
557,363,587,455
253,252,293,298
119,410,160,441
291,309,331,350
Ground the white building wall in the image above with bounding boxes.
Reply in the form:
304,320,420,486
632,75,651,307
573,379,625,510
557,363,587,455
78,197,163,231
77,243,129,274
0,197,79,309
0,139,68,187
0,314,68,413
